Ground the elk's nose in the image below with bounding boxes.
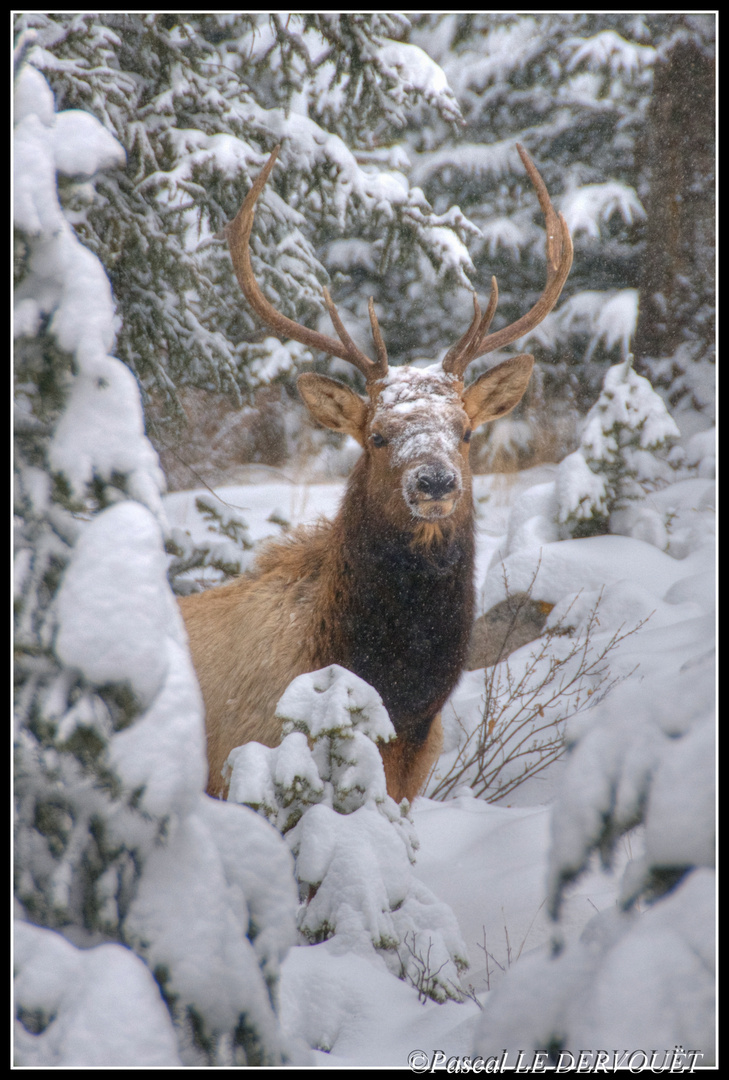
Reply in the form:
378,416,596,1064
415,468,458,500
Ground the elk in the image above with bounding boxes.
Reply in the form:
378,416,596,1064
179,143,572,803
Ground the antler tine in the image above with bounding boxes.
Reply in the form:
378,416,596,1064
442,279,499,377
227,145,386,382
442,292,481,374
441,144,573,380
367,297,389,373
322,288,388,381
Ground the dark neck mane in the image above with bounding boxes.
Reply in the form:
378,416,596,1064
314,459,476,744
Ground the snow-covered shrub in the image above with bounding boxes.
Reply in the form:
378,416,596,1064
14,62,298,1067
500,446,713,568
227,663,395,829
227,665,468,1004
556,356,680,537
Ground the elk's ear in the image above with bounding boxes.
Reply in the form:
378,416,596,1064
461,354,534,429
297,373,369,445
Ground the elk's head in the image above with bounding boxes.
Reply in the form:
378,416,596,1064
227,145,572,532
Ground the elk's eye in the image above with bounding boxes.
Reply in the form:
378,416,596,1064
371,433,387,448
463,429,472,444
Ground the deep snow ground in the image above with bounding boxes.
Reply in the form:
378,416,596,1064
163,460,714,1065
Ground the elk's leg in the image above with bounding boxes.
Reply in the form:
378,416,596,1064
381,714,444,804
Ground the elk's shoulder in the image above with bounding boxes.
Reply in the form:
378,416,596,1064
249,518,335,583
179,519,335,618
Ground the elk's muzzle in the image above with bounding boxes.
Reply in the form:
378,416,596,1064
404,460,462,519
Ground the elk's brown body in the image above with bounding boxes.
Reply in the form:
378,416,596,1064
179,144,572,802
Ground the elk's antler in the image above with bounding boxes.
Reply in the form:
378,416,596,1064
441,144,573,379
227,145,388,382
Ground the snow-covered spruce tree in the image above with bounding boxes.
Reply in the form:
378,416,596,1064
406,14,714,463
556,354,680,539
227,666,468,1004
13,14,474,471
406,16,652,378
14,62,298,1066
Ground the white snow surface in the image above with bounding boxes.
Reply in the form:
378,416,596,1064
159,454,715,1065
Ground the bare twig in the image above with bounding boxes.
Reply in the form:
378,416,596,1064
429,574,649,802
399,932,463,1004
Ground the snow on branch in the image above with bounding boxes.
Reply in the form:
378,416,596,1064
376,40,463,126
564,30,656,76
561,182,645,239
550,289,639,360
410,139,520,189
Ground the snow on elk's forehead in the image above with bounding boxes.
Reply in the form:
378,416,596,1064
371,366,467,520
